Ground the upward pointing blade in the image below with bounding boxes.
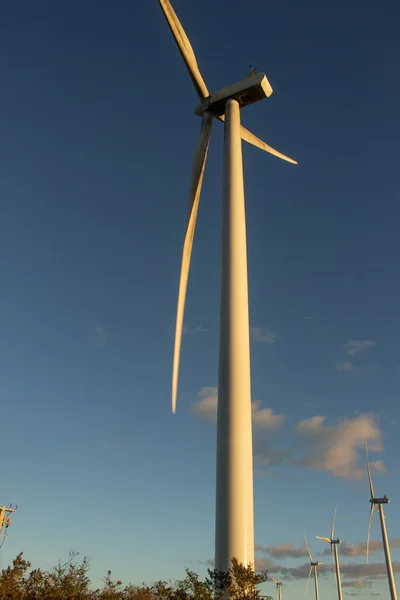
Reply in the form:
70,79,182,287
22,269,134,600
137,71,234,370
305,535,313,562
270,577,278,585
331,506,337,540
366,503,375,564
365,441,375,500
172,112,213,413
158,0,209,99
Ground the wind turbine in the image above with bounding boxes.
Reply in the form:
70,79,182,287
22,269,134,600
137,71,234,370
305,535,323,600
157,0,297,573
316,508,343,600
270,575,283,600
366,443,397,600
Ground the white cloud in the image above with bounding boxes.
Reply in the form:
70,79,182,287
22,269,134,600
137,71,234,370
345,340,377,356
191,389,385,480
252,401,285,431
294,413,383,478
191,388,285,431
190,387,218,422
255,413,385,479
250,327,278,344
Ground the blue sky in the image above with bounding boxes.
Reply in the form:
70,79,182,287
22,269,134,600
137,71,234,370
1,0,400,597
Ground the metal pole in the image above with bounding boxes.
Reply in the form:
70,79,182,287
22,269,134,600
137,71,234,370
215,98,254,572
314,566,319,600
379,505,398,600
333,545,342,600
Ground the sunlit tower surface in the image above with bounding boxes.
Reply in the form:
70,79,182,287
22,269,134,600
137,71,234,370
157,0,296,572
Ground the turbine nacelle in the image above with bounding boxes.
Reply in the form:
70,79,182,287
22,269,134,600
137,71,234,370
195,73,273,117
370,495,390,504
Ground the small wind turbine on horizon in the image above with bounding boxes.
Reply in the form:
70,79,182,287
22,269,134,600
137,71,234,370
366,443,397,600
316,507,343,600
157,0,297,572
270,575,283,600
305,535,323,600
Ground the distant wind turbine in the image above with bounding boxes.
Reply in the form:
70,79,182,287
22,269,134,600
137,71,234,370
366,443,397,600
305,535,323,600
157,0,297,572
316,507,343,600
270,575,283,600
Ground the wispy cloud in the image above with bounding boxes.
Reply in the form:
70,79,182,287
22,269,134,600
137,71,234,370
190,388,285,431
322,538,400,558
250,327,278,344
345,340,377,356
334,361,378,376
182,325,206,336
342,580,371,589
95,325,107,347
255,543,307,559
280,559,400,583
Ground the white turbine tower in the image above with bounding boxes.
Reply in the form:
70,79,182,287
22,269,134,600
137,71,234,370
157,0,297,572
305,535,323,600
270,576,283,600
316,507,343,600
366,444,397,600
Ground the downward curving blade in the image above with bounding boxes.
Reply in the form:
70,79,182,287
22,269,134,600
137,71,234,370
366,503,375,564
331,506,337,540
171,111,213,413
305,565,312,598
240,125,298,164
158,0,209,99
305,535,313,562
365,441,375,500
331,545,336,577
217,115,297,164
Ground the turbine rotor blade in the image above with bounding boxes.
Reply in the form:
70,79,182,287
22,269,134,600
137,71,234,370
158,0,209,99
331,545,336,576
316,536,331,543
365,441,375,499
304,535,313,562
331,506,337,540
216,116,297,165
305,566,312,598
270,577,278,585
367,503,375,564
240,124,298,164
171,111,213,412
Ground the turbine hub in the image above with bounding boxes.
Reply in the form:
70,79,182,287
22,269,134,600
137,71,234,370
195,73,273,117
370,495,390,504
